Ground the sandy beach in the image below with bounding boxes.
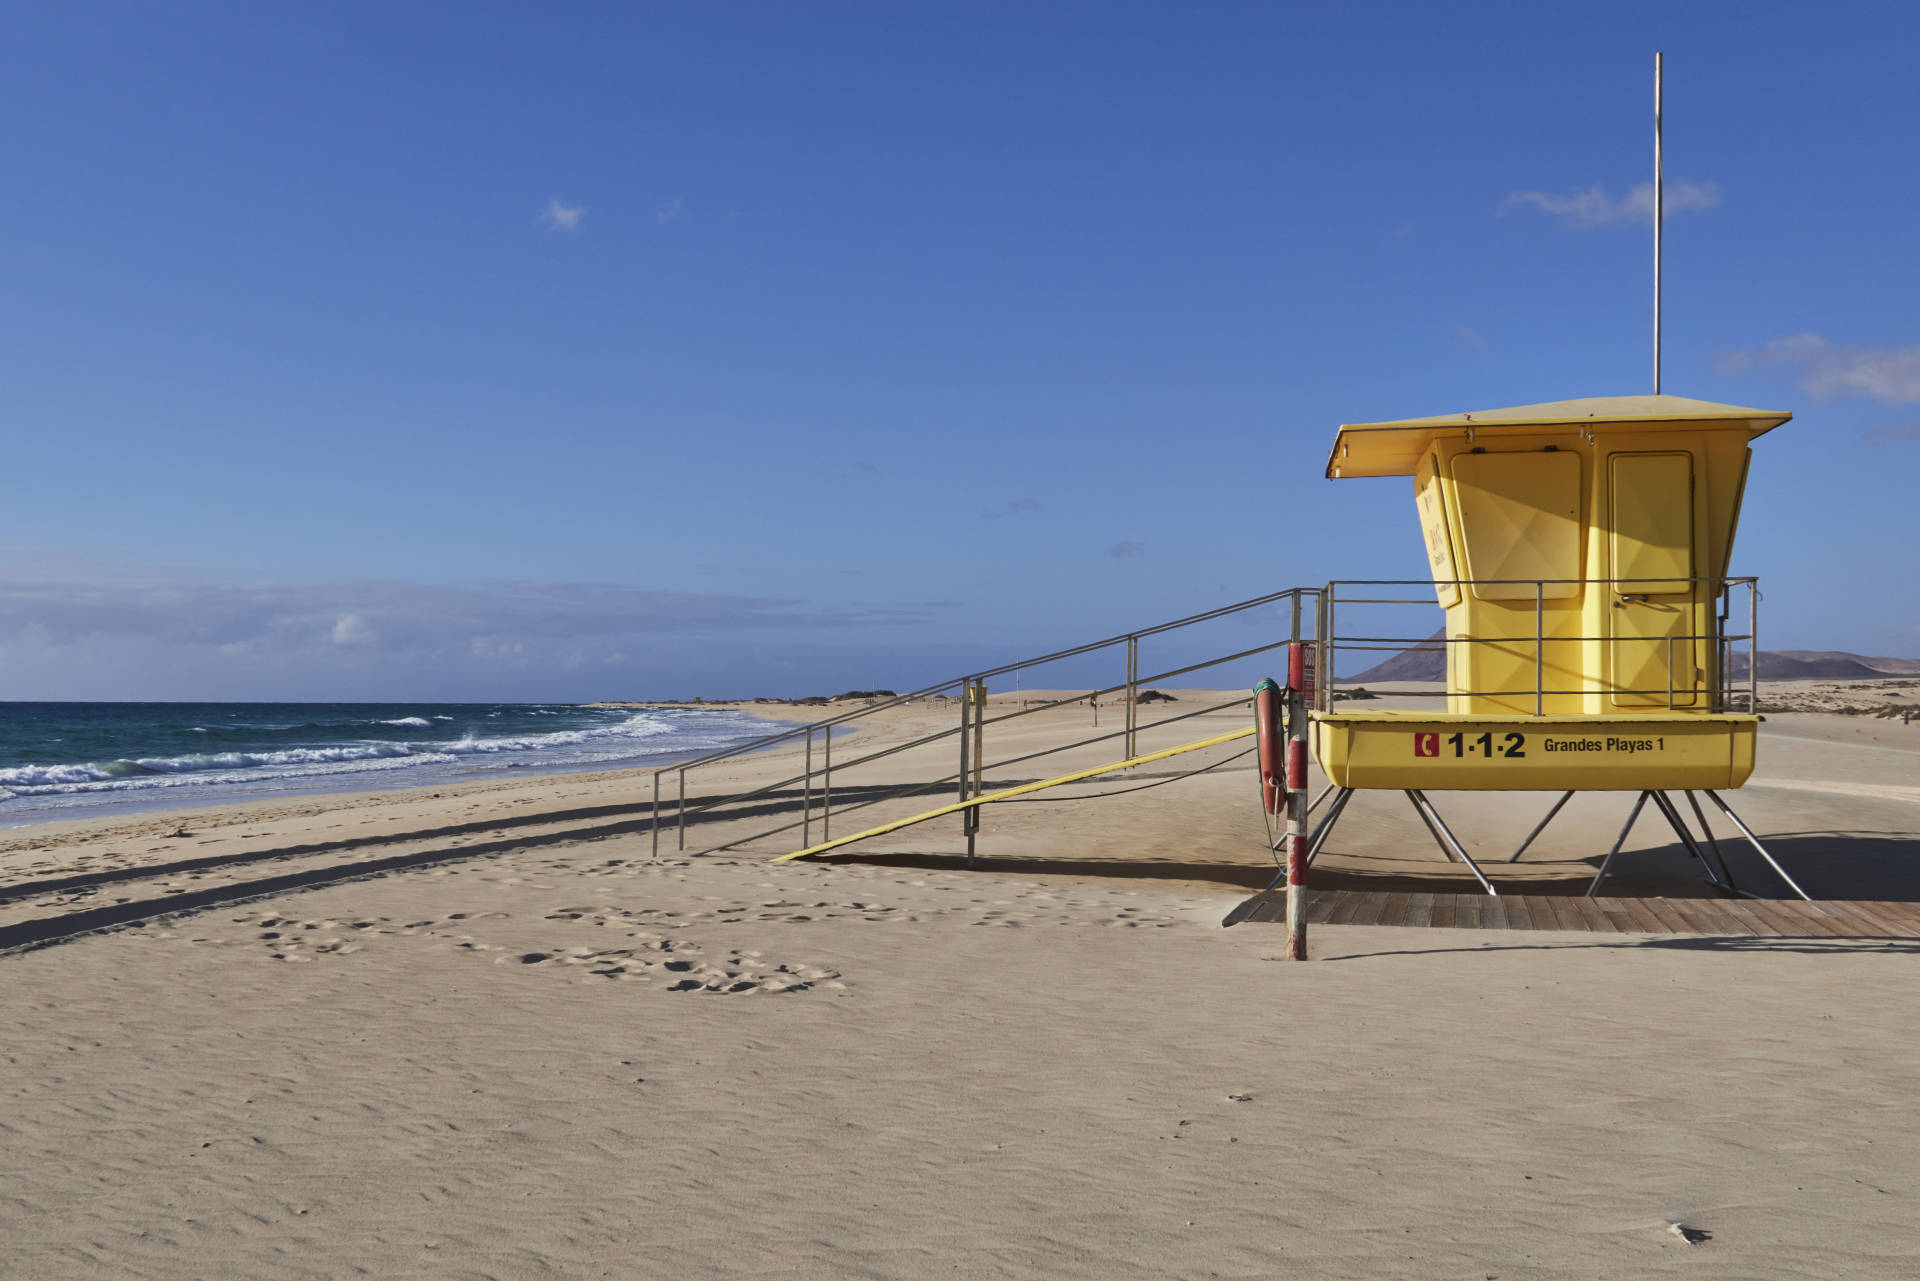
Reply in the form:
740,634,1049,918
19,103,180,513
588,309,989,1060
17,6,1920,1278
3,688,1919,1278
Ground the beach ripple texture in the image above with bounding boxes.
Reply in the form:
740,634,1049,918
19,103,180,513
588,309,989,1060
0,702,771,825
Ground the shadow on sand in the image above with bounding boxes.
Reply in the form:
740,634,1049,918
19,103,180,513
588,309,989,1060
1321,934,1920,961
2,770,1915,957
818,830,1920,903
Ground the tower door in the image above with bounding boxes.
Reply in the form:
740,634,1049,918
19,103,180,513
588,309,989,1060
1607,452,1702,708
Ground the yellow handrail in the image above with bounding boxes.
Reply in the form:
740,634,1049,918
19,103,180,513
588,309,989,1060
774,727,1255,862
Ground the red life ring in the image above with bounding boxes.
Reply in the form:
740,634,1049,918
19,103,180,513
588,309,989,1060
1254,677,1286,815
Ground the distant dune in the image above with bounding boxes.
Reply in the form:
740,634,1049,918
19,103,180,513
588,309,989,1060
1347,634,1917,684
1735,650,1920,678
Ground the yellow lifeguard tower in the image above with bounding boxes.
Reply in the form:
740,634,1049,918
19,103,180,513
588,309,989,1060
1299,393,1809,899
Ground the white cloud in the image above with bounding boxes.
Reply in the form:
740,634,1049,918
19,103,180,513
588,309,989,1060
655,197,683,225
331,613,375,646
1502,180,1720,229
542,198,586,232
1718,334,1920,404
0,551,966,700
0,563,935,661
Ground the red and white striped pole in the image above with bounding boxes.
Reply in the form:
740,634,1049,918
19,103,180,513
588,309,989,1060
1285,642,1313,959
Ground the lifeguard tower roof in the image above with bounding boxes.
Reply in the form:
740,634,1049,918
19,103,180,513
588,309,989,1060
1326,394,1792,479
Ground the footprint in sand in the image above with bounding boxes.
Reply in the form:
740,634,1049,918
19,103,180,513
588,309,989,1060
504,940,842,995
221,913,375,962
214,910,517,961
547,900,906,928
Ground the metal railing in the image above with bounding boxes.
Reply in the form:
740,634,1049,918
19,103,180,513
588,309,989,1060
649,586,1323,859
636,574,1762,861
1314,576,1759,716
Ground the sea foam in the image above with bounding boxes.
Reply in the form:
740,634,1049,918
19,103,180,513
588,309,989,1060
0,711,700,800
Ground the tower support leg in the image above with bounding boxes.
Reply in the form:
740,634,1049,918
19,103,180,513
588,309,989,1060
1649,790,1736,893
1406,790,1498,895
1509,790,1574,863
1304,786,1355,869
1242,785,1353,910
1704,790,1812,902
1587,792,1651,898
1404,789,1458,863
1684,790,1737,893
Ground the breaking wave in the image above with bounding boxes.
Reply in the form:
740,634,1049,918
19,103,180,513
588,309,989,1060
0,711,736,803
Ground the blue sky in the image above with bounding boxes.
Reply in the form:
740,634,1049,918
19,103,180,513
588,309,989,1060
4,1,1917,700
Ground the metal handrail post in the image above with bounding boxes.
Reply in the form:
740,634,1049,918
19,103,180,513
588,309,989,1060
1749,582,1758,713
677,767,686,851
968,680,985,864
972,681,986,804
1318,584,1334,714
957,678,971,830
1728,580,1743,710
802,726,813,848
1124,636,1138,758
652,771,661,860
1719,634,1728,713
822,726,832,841
1534,581,1544,716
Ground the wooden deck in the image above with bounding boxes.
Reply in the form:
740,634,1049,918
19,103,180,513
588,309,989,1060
1230,888,1920,937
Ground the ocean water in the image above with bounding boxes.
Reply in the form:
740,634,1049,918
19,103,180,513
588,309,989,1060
0,702,779,828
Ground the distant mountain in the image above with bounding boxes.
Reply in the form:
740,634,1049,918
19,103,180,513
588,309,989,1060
1346,630,1447,683
1347,637,1916,685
